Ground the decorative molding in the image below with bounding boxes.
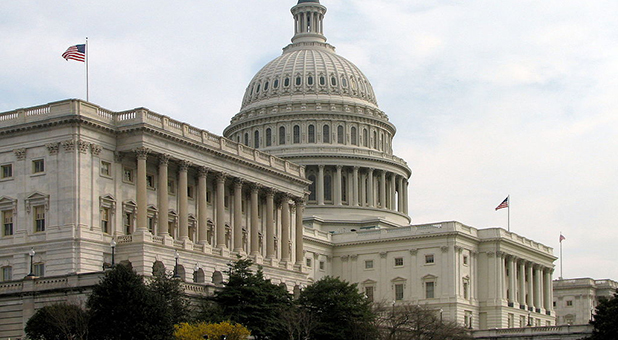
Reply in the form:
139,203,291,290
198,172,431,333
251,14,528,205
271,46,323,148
215,172,228,183
178,160,191,172
341,255,349,262
379,251,388,258
77,140,90,154
14,148,26,160
46,143,60,155
62,140,76,153
158,154,171,166
90,143,102,156
409,248,418,255
114,151,124,162
350,254,358,261
197,166,210,177
441,246,449,253
486,251,495,258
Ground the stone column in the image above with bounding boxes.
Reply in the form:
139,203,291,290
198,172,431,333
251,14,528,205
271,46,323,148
135,148,150,232
215,172,227,249
526,262,534,308
158,154,170,236
352,166,359,206
360,171,366,206
233,179,244,253
389,173,396,210
295,198,305,265
281,195,291,262
250,184,260,256
317,165,325,205
533,265,541,309
508,256,517,304
543,268,552,311
496,252,505,302
334,165,342,206
403,179,409,215
518,260,526,306
178,161,190,240
197,167,209,243
397,176,404,213
379,171,386,209
367,168,375,207
265,189,275,258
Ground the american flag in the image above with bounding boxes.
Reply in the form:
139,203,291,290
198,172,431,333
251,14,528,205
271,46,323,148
62,44,86,62
495,196,509,211
560,234,566,242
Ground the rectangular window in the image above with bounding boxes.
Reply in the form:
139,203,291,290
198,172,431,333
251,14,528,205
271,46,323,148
365,286,374,302
32,159,45,174
395,284,404,300
34,206,46,232
425,282,435,299
306,258,312,267
3,210,14,236
463,281,469,299
124,212,133,235
463,255,469,265
1,164,12,179
146,174,155,189
566,300,573,307
394,257,404,267
188,186,194,199
100,161,111,177
101,207,110,234
425,254,434,264
123,168,134,183
365,260,374,269
319,261,325,270
1,266,12,282
148,217,155,233
33,263,44,277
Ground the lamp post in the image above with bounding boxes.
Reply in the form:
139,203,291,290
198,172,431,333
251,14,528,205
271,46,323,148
110,239,117,267
439,308,443,323
173,250,180,278
27,248,35,277
527,311,532,327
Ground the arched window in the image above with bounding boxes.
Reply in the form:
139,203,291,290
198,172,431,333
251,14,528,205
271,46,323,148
264,81,269,91
331,76,337,86
254,130,260,148
341,77,348,88
284,77,290,87
320,76,326,86
373,131,377,149
244,133,249,146
274,78,279,89
308,76,314,86
351,126,357,145
324,175,332,201
256,83,261,93
293,125,300,144
342,176,347,202
266,128,272,147
337,125,344,144
363,129,368,147
323,125,330,143
308,125,315,143
296,76,302,86
279,126,286,145
308,175,316,201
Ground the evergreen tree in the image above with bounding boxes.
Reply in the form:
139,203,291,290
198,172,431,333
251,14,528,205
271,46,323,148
25,303,89,340
87,264,174,340
589,290,618,340
211,258,293,340
298,276,378,340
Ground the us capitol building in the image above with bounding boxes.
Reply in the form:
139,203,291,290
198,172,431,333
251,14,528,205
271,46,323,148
0,0,557,337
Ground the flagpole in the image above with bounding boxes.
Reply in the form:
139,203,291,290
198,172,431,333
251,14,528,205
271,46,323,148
560,232,563,279
85,37,89,102
507,195,510,232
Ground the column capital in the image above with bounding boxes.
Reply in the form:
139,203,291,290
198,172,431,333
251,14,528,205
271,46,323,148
353,166,360,171
264,187,275,197
159,154,171,165
294,196,307,205
233,178,245,188
197,166,210,177
318,164,325,170
336,165,343,170
215,172,228,182
249,182,262,193
134,147,150,160
178,160,192,172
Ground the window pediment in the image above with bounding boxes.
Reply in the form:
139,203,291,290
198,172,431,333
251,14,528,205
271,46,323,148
0,196,17,212
362,279,377,285
391,276,407,283
25,192,49,213
422,274,438,281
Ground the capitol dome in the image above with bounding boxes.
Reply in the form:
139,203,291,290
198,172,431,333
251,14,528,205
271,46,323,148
224,0,411,228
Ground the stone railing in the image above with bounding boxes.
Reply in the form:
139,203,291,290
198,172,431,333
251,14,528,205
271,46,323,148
472,324,593,339
0,99,306,180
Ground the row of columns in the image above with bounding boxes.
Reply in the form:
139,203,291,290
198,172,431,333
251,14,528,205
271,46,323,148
133,148,305,264
312,165,409,214
503,254,553,312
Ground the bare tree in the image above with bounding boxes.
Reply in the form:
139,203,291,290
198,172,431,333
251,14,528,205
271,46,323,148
372,302,472,340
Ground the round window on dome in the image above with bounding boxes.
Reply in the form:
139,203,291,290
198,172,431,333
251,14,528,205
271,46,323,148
320,76,326,86
264,81,269,91
274,79,279,89
342,77,348,88
256,83,261,93
308,76,314,86
296,76,302,86
284,77,290,87
331,76,337,86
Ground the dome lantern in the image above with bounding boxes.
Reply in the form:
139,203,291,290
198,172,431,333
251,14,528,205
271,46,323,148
291,0,327,44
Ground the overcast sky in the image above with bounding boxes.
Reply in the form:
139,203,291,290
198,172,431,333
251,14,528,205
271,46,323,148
1,0,617,281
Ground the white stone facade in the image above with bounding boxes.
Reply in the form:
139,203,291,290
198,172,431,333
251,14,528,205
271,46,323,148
0,1,559,338
553,278,618,326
